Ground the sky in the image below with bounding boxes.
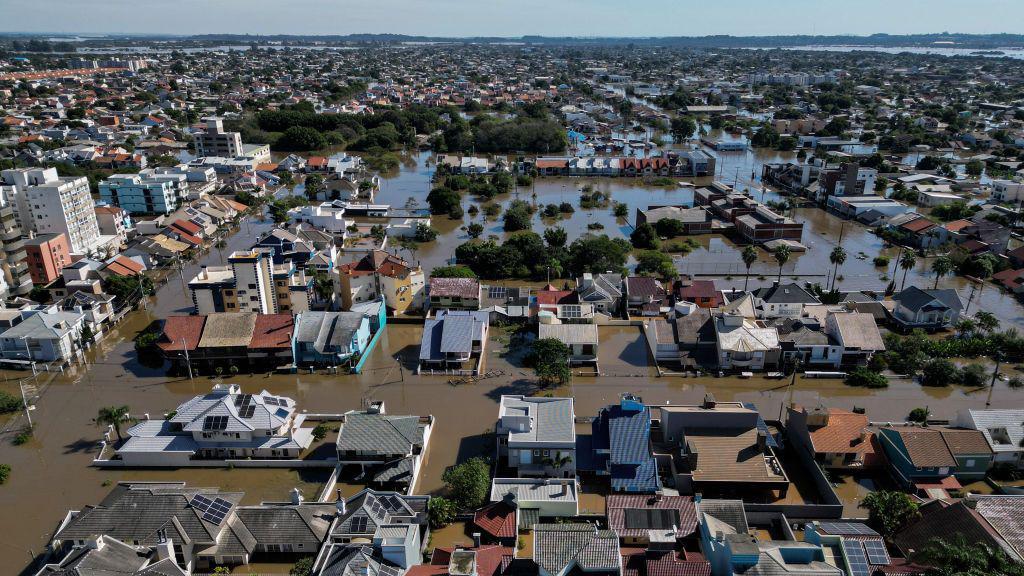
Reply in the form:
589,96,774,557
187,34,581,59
2,0,1022,37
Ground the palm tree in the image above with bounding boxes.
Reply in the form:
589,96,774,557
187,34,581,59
741,246,758,292
313,272,334,306
975,311,999,333
931,255,954,289
95,405,132,443
954,318,976,338
899,251,917,290
772,245,792,284
828,246,847,291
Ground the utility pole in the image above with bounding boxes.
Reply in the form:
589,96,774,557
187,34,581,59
19,376,32,428
181,337,194,381
986,353,1001,407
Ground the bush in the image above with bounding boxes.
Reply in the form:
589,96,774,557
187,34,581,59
0,463,9,484
873,256,891,267
0,390,21,414
845,367,888,389
960,363,988,387
630,223,659,250
312,423,329,442
920,358,960,387
428,496,458,528
432,265,477,279
442,457,490,509
290,557,314,576
908,407,930,423
13,427,32,446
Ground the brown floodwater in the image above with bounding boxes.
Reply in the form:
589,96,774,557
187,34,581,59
4,151,1024,576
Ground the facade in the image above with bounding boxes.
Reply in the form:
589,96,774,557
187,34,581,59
428,277,481,311
189,249,312,315
293,310,374,366
338,250,426,315
0,306,87,362
195,117,243,158
877,426,993,494
116,384,313,465
94,205,134,243
714,314,781,371
956,409,1024,469
335,402,433,492
5,167,101,254
787,406,879,470
0,185,32,297
24,232,71,284
497,395,576,478
890,286,963,330
579,394,661,493
99,172,181,215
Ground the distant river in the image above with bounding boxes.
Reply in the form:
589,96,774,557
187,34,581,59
776,45,1024,59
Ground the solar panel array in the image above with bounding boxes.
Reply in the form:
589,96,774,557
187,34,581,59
843,540,871,576
350,516,369,532
203,415,229,430
488,286,507,300
239,404,256,419
234,394,253,407
819,522,879,536
190,494,232,525
863,540,891,565
562,305,582,318
264,396,285,407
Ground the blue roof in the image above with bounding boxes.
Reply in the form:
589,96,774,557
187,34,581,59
590,400,660,492
611,458,660,493
743,402,779,449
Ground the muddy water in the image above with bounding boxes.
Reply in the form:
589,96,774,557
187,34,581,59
4,152,1024,576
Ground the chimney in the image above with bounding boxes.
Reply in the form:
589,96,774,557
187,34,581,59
290,487,304,505
199,265,208,280
336,490,347,515
472,532,482,548
702,393,716,410
156,530,174,561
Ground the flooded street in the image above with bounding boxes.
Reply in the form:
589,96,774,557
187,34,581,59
2,149,1023,576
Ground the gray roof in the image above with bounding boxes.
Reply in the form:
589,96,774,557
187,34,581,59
490,478,578,504
533,523,620,576
893,286,963,313
38,536,152,576
420,310,488,361
959,409,1024,453
0,309,84,340
165,385,295,434
538,323,598,345
337,411,426,456
753,283,820,305
317,544,403,576
295,311,367,355
331,489,428,539
234,504,335,547
500,396,575,446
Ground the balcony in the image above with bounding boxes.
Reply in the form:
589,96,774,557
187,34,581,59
0,228,22,243
10,275,32,296
7,250,27,266
9,260,28,276
3,237,25,253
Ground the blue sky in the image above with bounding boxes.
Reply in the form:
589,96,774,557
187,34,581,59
3,0,1021,36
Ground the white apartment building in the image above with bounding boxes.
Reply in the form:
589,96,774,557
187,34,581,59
992,180,1024,203
2,167,101,254
195,117,243,158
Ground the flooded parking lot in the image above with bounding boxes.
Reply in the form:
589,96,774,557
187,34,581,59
3,150,1024,576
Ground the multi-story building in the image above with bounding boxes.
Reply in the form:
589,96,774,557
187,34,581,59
24,233,71,285
2,167,101,253
0,182,31,297
189,249,312,315
195,117,243,158
94,205,134,244
496,395,576,478
338,249,425,315
99,172,183,215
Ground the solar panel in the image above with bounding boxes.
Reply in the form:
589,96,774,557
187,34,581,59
819,522,878,536
239,405,256,419
488,286,507,299
234,394,253,407
562,305,582,318
203,415,229,430
190,494,213,511
351,516,368,532
843,540,871,576
863,540,891,565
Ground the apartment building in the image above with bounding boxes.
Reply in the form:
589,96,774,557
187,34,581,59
0,182,31,297
99,172,183,215
189,249,312,315
2,167,101,253
337,249,425,315
195,117,243,158
24,233,71,284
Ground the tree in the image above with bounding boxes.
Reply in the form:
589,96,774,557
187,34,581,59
398,237,420,263
544,226,568,248
965,159,985,177
654,218,686,238
630,223,659,250
304,174,324,202
427,186,461,216
466,222,484,239
414,223,439,242
931,255,954,289
975,311,1000,333
844,367,888,389
104,274,155,303
95,405,132,443
635,251,676,281
828,246,847,291
613,202,629,218
428,496,458,529
312,423,329,441
431,265,477,279
899,251,917,291
503,201,533,232
908,407,930,423
921,358,961,387
442,457,490,509
276,126,327,151
567,235,632,276
0,463,9,485
772,245,792,283
741,246,759,292
918,537,1024,576
532,338,572,387
670,115,697,142
312,271,334,303
860,491,920,538
289,557,314,576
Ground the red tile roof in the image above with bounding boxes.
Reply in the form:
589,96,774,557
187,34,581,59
808,409,877,457
158,315,206,352
250,314,294,349
472,501,517,539
103,256,144,277
900,218,936,233
429,277,480,299
535,286,577,308
409,546,514,576
170,219,202,235
606,494,699,538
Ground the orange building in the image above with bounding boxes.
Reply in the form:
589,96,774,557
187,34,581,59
24,233,71,285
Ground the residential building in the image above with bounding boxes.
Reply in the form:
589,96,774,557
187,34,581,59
735,205,803,244
955,409,1024,469
576,273,623,315
406,544,515,576
877,425,993,496
0,305,87,362
335,401,434,492
803,522,894,576
635,205,712,234
428,277,481,311
195,117,243,158
752,282,820,318
288,202,351,235
338,250,425,315
34,535,186,576
714,314,781,371
24,232,70,284
537,322,598,366
99,172,182,215
496,395,576,478
419,310,489,374
4,167,101,253
579,394,660,493
676,279,724,308
606,494,699,546
532,523,619,576
992,179,1024,203
625,276,668,316
490,478,580,522
293,310,376,367
890,286,963,330
0,180,32,297
115,384,313,465
893,495,1024,563
189,249,312,315
787,405,880,470
94,205,134,243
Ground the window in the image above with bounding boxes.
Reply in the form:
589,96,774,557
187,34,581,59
533,449,541,456
543,450,550,457
965,459,976,467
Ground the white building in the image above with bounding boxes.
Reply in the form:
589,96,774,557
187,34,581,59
992,180,1024,203
0,306,88,363
497,395,577,478
288,202,351,236
195,117,243,159
2,167,101,253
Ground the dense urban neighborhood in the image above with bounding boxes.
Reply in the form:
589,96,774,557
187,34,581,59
3,29,1024,576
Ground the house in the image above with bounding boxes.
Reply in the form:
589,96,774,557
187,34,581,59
50,482,338,571
890,286,963,331
751,282,820,318
787,405,880,470
714,314,781,371
822,311,885,366
534,284,578,315
734,205,803,243
676,279,723,308
428,277,481,311
406,545,515,576
0,306,87,362
336,401,433,492
803,522,894,576
625,276,668,316
697,499,841,576
537,323,599,366
605,494,699,546
658,400,789,500
116,384,313,465
893,495,1024,563
490,478,580,525
419,310,489,375
577,273,623,315
34,535,186,576
496,395,576,478
877,426,993,496
293,311,373,367
992,268,1024,294
579,394,661,493
635,206,712,235
955,409,1024,469
532,523,620,576
338,250,426,315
